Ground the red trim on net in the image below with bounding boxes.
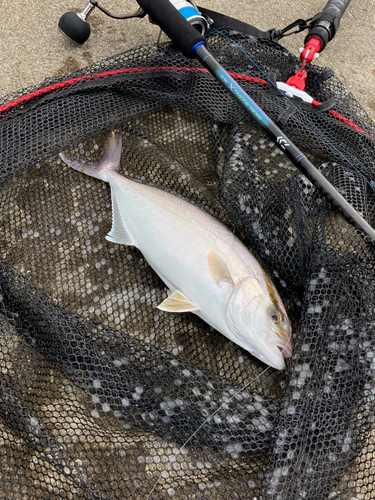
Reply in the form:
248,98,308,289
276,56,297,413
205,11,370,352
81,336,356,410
0,66,267,115
310,98,369,135
327,109,369,134
0,66,371,139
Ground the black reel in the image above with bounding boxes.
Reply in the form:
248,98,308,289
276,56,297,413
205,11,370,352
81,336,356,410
58,1,146,44
58,0,210,45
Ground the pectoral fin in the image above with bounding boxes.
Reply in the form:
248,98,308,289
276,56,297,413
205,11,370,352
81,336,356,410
157,290,198,312
208,251,234,286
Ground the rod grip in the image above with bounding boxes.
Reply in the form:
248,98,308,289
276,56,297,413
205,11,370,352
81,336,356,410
305,0,351,50
136,0,206,57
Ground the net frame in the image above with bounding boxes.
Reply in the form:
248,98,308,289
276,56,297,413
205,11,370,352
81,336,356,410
0,23,375,500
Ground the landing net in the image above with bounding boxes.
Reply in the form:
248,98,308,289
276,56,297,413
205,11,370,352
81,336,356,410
1,28,375,499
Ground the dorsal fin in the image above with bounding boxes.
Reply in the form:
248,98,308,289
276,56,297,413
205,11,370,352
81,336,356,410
105,188,135,246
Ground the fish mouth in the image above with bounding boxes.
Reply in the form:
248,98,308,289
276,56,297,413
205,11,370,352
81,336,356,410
268,330,293,359
277,343,292,359
229,331,287,370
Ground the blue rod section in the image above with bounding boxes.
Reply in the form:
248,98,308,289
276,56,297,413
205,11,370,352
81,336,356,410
215,67,271,128
195,44,375,242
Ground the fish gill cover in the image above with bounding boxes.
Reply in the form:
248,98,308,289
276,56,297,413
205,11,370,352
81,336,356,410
0,29,375,500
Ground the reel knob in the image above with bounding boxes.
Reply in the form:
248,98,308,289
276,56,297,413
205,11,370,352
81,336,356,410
58,3,97,44
58,11,91,44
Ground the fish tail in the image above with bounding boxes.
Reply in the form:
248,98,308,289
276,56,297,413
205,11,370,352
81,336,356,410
59,127,122,182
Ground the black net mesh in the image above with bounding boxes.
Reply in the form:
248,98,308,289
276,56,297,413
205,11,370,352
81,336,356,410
1,28,375,500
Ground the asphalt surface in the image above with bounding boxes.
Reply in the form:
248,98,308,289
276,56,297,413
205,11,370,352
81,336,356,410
1,0,374,121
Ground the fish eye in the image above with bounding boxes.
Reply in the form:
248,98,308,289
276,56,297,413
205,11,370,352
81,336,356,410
270,310,283,324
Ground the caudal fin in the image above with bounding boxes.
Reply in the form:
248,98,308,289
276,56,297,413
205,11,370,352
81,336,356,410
59,127,122,182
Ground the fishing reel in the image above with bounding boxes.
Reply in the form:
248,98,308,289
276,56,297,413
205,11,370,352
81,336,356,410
58,0,211,44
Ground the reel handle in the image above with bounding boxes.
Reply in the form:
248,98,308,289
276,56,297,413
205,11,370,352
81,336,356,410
135,0,207,57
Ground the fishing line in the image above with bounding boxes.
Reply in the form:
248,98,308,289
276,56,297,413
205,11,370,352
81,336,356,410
212,27,375,196
146,360,276,499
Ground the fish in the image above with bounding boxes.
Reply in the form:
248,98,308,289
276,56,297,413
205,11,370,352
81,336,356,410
59,128,292,369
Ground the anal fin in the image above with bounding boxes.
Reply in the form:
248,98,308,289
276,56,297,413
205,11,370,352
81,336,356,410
157,290,198,313
105,188,135,246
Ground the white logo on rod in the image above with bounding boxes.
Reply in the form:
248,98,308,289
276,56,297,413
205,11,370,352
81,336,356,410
276,136,290,150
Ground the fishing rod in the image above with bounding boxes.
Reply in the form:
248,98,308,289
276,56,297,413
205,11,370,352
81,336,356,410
132,0,375,242
58,0,374,241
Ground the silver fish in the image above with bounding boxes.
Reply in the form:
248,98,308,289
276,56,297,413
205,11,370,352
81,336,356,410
59,129,292,369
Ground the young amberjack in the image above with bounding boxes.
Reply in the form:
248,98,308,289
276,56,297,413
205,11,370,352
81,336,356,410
60,129,292,369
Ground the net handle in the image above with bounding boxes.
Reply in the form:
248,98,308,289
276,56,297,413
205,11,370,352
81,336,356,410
305,0,352,50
